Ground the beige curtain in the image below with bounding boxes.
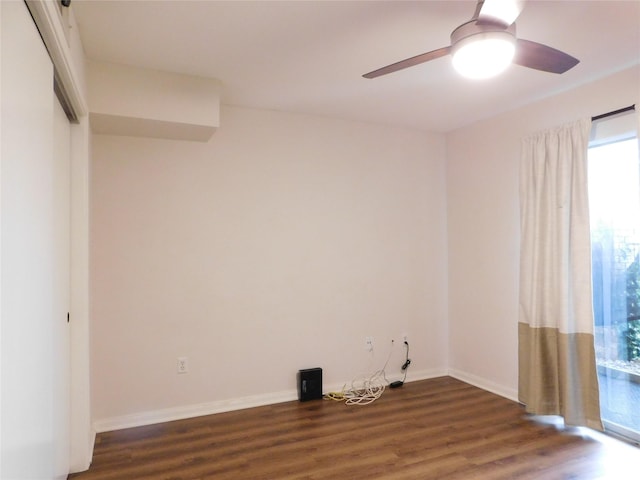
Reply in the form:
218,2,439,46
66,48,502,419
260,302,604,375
518,118,603,430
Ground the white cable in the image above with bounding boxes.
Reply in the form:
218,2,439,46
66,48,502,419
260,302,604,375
343,370,386,405
339,340,395,406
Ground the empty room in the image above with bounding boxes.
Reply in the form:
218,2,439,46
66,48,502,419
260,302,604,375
1,1,640,479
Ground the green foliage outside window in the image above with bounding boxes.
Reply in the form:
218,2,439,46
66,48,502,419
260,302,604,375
626,255,640,360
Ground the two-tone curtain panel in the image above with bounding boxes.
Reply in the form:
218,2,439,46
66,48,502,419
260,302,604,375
518,118,603,430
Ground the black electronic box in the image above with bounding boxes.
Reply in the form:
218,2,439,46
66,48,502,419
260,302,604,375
297,367,322,401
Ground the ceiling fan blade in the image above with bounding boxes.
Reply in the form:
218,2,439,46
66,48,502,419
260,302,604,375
514,39,579,74
477,0,525,26
363,46,451,79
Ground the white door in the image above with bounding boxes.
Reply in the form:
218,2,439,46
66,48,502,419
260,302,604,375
1,1,71,478
53,96,72,479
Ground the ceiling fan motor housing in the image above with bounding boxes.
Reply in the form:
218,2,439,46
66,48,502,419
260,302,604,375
450,20,516,52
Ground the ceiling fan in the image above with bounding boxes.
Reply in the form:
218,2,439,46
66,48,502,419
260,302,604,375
363,0,579,80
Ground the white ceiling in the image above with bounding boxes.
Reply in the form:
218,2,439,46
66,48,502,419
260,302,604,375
72,0,640,133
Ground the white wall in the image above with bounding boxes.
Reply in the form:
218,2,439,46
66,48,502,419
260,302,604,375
90,105,448,429
446,65,640,400
89,51,639,437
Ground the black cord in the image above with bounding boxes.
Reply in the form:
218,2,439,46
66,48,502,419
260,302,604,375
401,341,411,382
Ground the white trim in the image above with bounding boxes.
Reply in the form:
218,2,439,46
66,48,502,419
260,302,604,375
0,5,4,475
93,389,299,433
448,368,519,402
602,420,640,446
407,368,449,382
68,118,92,473
93,369,449,433
25,0,87,119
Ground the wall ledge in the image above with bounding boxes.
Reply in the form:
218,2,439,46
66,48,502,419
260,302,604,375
87,60,220,142
90,112,217,142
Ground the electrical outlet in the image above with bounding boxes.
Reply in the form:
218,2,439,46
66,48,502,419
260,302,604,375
177,356,189,374
365,336,374,351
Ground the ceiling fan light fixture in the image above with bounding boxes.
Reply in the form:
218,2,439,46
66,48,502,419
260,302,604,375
451,31,516,79
363,1,579,80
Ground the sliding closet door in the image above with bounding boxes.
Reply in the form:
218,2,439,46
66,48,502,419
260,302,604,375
1,1,70,478
53,96,72,478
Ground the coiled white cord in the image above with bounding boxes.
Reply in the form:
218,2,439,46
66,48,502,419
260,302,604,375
325,341,394,406
342,369,388,405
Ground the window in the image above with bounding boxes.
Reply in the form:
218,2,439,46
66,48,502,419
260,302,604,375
588,110,640,442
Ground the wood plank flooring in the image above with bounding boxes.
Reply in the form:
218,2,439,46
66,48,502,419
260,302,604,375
69,377,640,479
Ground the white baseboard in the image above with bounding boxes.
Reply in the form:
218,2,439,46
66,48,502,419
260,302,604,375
93,368,448,433
405,367,449,383
93,389,299,432
448,368,518,402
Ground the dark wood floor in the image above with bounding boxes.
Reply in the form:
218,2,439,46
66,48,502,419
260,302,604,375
69,376,640,480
